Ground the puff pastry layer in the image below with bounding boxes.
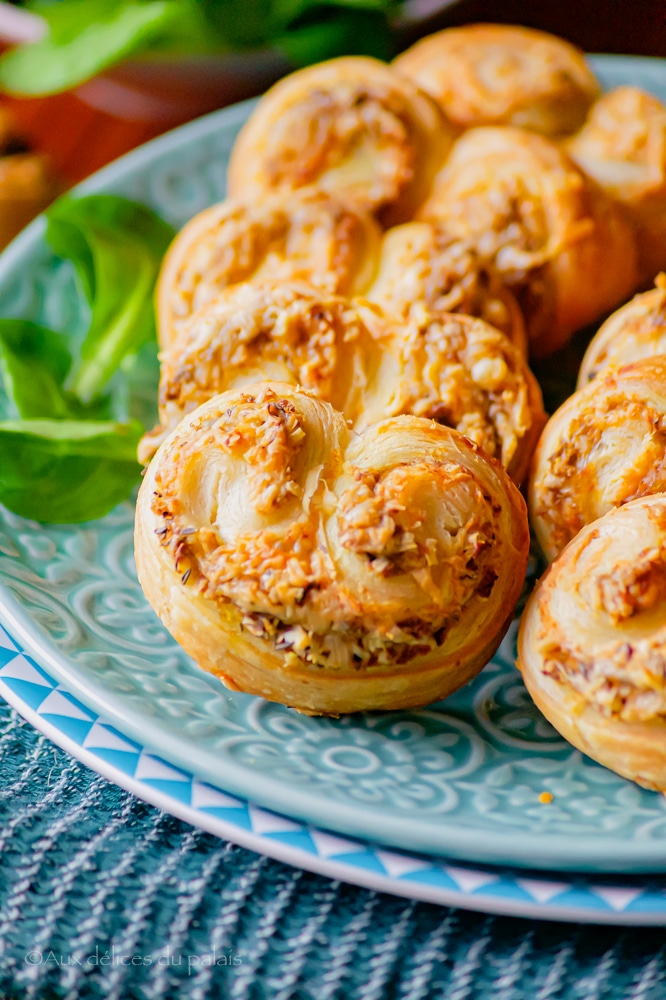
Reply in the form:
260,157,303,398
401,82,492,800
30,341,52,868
519,495,666,791
418,126,638,358
578,274,666,386
156,187,381,352
135,382,529,714
566,86,666,280
366,221,527,352
140,281,544,484
227,56,453,226
529,356,666,561
393,23,600,137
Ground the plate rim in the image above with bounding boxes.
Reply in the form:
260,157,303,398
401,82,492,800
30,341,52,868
1,53,666,874
1,618,665,926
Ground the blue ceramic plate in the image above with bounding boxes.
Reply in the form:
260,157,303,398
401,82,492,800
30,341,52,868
1,56,666,874
2,619,666,924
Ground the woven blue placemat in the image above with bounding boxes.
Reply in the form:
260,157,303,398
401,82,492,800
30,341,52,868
0,700,665,999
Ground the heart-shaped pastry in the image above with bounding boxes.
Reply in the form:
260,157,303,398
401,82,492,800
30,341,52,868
136,382,529,714
566,86,666,282
418,126,638,358
227,56,453,226
578,274,666,387
529,355,666,561
519,494,666,790
156,187,381,352
393,24,600,137
140,281,544,484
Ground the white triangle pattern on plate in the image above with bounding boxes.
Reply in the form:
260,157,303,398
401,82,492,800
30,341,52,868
191,781,244,811
0,642,665,924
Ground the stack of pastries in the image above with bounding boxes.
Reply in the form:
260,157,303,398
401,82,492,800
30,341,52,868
135,20,666,783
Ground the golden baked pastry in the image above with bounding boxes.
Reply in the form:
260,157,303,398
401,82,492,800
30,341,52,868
529,356,666,562
367,221,527,351
393,24,599,137
383,311,545,486
140,281,400,462
140,281,544,484
578,274,666,387
518,494,666,791
135,381,530,714
566,86,666,280
418,126,639,358
227,56,453,226
156,187,382,352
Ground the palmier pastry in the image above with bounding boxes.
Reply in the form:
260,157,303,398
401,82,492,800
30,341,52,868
418,127,638,358
140,282,544,484
393,24,599,137
135,382,530,714
227,56,453,226
529,356,666,562
566,87,666,280
367,221,527,352
156,187,382,352
383,311,544,485
578,275,666,386
518,495,666,791
140,282,400,462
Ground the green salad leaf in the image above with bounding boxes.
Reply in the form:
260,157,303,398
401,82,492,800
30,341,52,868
0,193,175,524
46,195,175,401
0,0,398,96
0,418,144,523
0,1,181,97
275,7,393,65
0,320,73,419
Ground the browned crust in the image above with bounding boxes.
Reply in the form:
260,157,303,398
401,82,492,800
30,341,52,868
227,56,454,226
155,187,382,352
135,384,529,715
518,500,666,789
419,126,638,358
393,23,600,136
578,275,666,387
529,356,666,562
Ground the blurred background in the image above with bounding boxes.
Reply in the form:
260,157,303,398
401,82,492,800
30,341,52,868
0,0,662,237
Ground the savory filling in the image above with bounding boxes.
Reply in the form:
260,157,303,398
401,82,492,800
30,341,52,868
392,314,534,470
534,397,666,554
261,87,416,208
167,191,369,333
151,390,504,672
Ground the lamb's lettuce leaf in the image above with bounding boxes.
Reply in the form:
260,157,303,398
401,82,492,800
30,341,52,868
0,418,144,522
0,1,182,97
0,0,398,97
0,194,174,523
46,195,174,401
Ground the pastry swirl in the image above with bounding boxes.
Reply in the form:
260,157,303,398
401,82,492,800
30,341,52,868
140,282,544,484
578,274,666,386
529,356,666,561
518,495,666,790
393,23,600,137
139,282,400,461
566,86,666,280
383,311,544,485
227,56,453,225
156,187,381,352
418,126,638,358
135,382,529,714
366,221,527,352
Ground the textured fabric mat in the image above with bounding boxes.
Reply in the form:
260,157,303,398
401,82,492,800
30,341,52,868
0,699,665,1000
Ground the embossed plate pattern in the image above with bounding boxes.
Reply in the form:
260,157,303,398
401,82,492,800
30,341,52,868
0,57,666,873
2,622,666,924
